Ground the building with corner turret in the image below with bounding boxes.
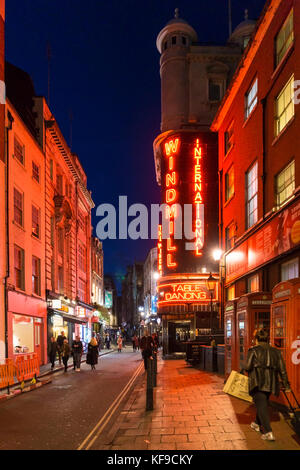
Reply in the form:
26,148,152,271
153,8,256,356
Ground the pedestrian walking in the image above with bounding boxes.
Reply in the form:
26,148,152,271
140,329,154,370
152,333,159,352
62,339,71,372
56,330,67,365
96,333,102,352
132,335,137,352
86,337,98,370
105,333,111,350
244,328,291,441
117,335,123,353
135,336,140,351
72,335,83,372
48,336,57,370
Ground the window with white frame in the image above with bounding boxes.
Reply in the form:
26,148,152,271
245,78,258,119
281,258,299,281
275,9,294,67
247,274,259,293
14,188,24,227
275,75,294,136
246,161,258,229
14,136,25,165
224,122,234,155
32,161,40,183
276,160,295,207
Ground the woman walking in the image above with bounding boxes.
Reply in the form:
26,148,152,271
62,339,71,372
117,335,123,353
244,328,291,441
86,337,98,370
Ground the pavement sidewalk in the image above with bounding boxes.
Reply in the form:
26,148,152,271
97,355,300,451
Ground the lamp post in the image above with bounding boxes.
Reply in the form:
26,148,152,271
212,249,225,330
206,273,217,332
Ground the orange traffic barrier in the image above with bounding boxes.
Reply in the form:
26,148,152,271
15,353,40,383
0,360,16,392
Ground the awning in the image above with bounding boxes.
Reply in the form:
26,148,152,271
48,309,88,324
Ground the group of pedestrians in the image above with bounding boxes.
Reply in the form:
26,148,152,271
47,331,99,372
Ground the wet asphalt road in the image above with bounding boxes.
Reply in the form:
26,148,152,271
0,349,143,450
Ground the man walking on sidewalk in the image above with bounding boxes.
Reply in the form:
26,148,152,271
244,328,291,442
57,331,67,365
72,336,83,372
140,330,154,370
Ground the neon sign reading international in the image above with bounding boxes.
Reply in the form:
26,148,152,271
157,224,162,276
194,139,204,256
165,138,179,268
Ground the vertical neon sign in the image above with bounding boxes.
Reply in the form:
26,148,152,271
194,139,204,256
157,224,163,276
165,138,179,268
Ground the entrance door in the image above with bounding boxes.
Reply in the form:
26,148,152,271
168,321,191,353
34,321,43,365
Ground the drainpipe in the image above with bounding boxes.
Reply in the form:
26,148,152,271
4,110,14,359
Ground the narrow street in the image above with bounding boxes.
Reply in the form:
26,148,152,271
0,349,143,450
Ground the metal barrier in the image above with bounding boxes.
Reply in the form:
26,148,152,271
15,353,40,383
0,360,16,394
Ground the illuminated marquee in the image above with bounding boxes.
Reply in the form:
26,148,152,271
158,282,217,305
194,139,204,256
164,138,179,268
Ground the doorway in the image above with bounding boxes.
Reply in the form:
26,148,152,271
168,321,191,353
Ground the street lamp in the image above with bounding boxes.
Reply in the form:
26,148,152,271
206,273,217,332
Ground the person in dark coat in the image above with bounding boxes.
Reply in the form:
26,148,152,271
140,330,154,370
56,331,67,365
48,336,57,370
72,336,83,372
62,339,71,372
86,337,99,370
244,328,291,442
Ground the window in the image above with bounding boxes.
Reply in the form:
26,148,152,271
247,274,259,293
56,174,63,195
281,258,299,281
245,78,258,119
275,75,294,136
32,256,41,296
78,278,86,302
275,9,294,67
14,245,25,290
209,79,223,102
58,228,64,255
14,136,25,165
49,159,53,180
246,161,258,228
58,266,64,293
225,166,234,202
78,243,86,272
276,160,295,207
182,36,187,45
50,216,55,247
14,188,24,227
32,161,40,183
32,205,40,238
78,211,86,232
226,285,235,301
164,41,168,50
224,123,234,155
171,36,176,45
225,223,235,250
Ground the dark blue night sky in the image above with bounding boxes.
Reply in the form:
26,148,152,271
5,0,266,288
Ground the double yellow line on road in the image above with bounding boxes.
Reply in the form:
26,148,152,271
77,361,144,450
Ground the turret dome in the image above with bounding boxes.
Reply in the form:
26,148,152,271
156,8,198,53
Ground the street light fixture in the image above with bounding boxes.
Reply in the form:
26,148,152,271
206,273,217,332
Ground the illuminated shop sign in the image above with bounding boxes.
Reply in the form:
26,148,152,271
164,138,179,269
158,282,217,305
157,224,163,276
193,139,204,256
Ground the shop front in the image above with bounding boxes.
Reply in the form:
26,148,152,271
8,290,47,365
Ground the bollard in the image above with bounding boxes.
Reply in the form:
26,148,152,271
146,357,154,411
153,351,157,387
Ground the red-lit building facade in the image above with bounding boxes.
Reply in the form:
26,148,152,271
0,0,5,362
153,11,248,356
0,60,96,364
34,96,95,350
212,0,300,400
